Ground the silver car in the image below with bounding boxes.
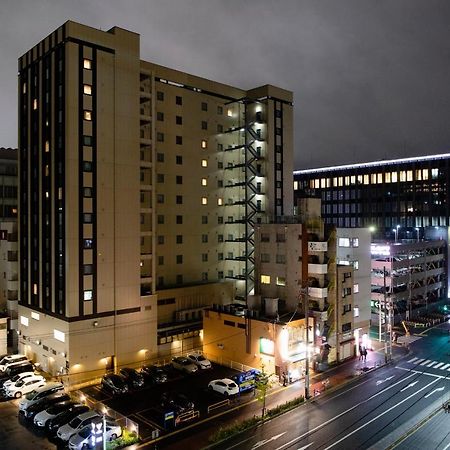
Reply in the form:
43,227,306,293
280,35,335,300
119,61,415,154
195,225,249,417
68,421,122,449
57,410,101,442
171,356,198,374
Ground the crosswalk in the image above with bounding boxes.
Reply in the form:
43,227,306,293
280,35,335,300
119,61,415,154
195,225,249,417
407,357,450,371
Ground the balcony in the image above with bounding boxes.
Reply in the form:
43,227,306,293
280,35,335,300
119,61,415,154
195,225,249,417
140,274,152,284
308,241,327,252
308,287,328,298
308,263,328,275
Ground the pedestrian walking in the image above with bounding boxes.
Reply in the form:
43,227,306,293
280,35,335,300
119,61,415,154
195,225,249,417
363,348,367,362
359,345,363,361
282,371,287,387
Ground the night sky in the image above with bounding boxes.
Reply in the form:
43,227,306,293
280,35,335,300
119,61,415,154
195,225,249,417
1,0,450,169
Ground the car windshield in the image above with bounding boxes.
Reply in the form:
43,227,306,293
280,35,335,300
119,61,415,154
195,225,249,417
79,427,92,438
0,356,9,365
15,379,26,387
10,374,21,382
228,382,237,388
69,416,82,428
196,355,206,361
25,389,38,400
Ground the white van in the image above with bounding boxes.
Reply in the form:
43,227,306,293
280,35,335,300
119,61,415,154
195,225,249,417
19,382,64,411
0,354,28,372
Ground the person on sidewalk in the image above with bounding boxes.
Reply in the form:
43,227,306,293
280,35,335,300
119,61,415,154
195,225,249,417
362,347,367,362
282,371,288,387
359,345,363,361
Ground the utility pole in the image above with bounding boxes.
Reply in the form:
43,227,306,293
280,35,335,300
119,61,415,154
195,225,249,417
302,287,310,400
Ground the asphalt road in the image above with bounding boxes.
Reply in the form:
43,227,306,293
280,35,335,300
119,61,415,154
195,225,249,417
211,323,450,450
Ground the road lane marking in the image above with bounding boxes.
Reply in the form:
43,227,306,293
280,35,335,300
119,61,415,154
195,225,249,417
407,357,418,363
376,376,395,386
396,366,446,379
400,381,418,392
424,386,445,398
426,361,438,367
420,360,431,366
322,378,440,449
251,432,286,449
297,444,314,450
441,364,450,370
274,372,417,450
434,362,444,369
416,359,425,364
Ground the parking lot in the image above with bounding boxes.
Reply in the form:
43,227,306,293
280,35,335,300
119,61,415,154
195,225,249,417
81,361,256,442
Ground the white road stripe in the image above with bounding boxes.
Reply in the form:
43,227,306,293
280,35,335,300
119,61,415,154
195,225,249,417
426,361,437,367
416,359,425,364
396,366,446,379
274,372,417,450
441,364,450,370
323,378,440,449
420,360,431,366
434,362,444,369
407,357,418,363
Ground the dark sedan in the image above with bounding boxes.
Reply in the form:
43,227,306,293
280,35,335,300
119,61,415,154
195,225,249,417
101,373,129,395
119,368,144,389
47,404,90,435
161,392,194,414
141,365,168,384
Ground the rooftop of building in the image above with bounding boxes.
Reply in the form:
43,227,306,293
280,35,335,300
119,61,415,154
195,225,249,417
0,148,17,161
293,152,450,175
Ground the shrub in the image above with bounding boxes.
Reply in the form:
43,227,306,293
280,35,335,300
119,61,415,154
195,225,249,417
106,428,140,450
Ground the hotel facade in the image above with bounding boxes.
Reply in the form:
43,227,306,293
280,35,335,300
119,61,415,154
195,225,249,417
17,21,293,378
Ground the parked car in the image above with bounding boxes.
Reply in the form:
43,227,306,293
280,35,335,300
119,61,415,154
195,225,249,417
68,420,122,449
23,393,70,420
47,404,90,435
161,392,194,413
1,371,36,390
101,373,128,395
0,354,28,372
19,382,65,412
208,378,239,396
5,374,46,398
34,400,77,428
141,365,168,384
119,368,144,389
0,362,35,389
57,410,101,442
171,356,198,374
187,352,212,370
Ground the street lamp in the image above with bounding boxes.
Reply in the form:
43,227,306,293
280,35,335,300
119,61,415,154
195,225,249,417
393,225,400,243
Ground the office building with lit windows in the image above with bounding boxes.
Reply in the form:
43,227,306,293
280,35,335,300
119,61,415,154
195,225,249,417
17,21,293,377
294,153,450,239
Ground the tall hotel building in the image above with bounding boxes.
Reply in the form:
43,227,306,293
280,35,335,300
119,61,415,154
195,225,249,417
294,154,450,238
18,21,293,377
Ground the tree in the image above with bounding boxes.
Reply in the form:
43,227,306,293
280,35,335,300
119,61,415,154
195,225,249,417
255,362,273,419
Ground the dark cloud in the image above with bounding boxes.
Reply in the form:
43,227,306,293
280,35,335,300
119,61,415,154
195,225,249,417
1,0,450,169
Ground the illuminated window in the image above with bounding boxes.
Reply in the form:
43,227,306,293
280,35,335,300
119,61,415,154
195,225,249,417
399,171,406,182
432,168,439,179
338,177,343,187
293,181,298,190
54,329,65,342
201,159,208,167
260,275,271,284
415,170,422,181
45,141,50,152
227,109,233,117
407,170,413,181
338,238,350,247
314,179,320,189
276,277,286,286
357,175,363,184
309,180,314,189
326,178,331,188
423,169,429,180
31,311,40,321
201,140,207,149
33,283,38,295
377,173,383,184
363,174,369,185
354,306,360,317
370,174,376,184
345,176,350,186
83,84,92,95
385,172,391,183
202,197,207,205
351,238,359,247
333,177,338,187
83,59,92,70
320,178,326,188
84,110,92,121
217,198,223,206
260,338,275,355
83,290,93,301
391,171,398,182
201,178,207,186
20,316,29,327
350,176,356,185
33,99,38,110
22,83,26,94
353,284,359,293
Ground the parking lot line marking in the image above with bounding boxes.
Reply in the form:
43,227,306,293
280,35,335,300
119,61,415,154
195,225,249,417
420,360,431,366
434,362,444,369
407,357,418,363
426,361,438,367
441,364,450,370
132,412,162,430
415,359,425,364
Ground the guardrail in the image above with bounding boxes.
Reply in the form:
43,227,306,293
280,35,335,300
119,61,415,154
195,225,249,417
207,399,230,414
